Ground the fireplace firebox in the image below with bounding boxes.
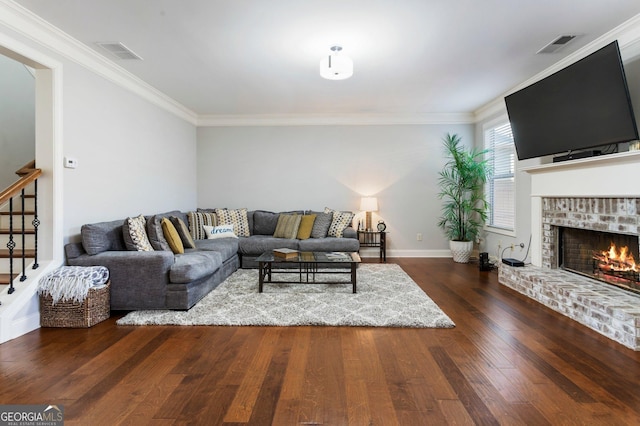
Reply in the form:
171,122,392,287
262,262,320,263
559,227,640,295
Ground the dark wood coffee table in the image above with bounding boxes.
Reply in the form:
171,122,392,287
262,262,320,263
255,251,361,293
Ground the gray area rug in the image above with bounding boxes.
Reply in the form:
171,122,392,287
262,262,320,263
116,263,455,328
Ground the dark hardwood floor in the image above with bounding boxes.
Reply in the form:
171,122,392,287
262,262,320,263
1,258,639,425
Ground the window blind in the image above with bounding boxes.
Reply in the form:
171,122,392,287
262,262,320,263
485,122,515,231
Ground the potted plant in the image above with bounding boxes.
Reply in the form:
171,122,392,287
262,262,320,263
437,133,490,263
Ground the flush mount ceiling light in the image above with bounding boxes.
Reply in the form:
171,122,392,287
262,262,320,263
319,46,353,80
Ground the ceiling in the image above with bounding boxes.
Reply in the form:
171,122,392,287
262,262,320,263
13,0,640,118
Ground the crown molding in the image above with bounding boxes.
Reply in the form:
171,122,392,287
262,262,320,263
0,0,198,125
197,112,475,127
474,12,640,123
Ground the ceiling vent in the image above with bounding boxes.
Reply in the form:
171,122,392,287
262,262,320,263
537,35,577,54
95,42,143,60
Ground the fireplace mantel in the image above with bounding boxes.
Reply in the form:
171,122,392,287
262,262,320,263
522,150,640,266
523,150,640,198
522,149,640,174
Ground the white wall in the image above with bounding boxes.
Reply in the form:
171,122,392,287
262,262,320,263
0,20,198,248
197,124,474,255
0,53,34,188
61,63,197,242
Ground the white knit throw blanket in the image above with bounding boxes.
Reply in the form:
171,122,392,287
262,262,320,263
38,266,109,304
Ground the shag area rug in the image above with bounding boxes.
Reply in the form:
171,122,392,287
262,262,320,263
116,263,455,328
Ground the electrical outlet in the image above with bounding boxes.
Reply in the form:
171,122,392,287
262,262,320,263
416,233,423,241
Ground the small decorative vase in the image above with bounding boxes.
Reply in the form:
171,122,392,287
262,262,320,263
450,240,474,263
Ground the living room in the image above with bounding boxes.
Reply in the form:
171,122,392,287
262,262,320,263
2,1,640,424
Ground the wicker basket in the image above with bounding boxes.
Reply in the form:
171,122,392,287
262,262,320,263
40,281,110,328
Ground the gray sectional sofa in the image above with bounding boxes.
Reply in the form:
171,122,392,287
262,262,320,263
64,209,359,311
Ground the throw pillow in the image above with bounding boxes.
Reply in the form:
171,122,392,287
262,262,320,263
170,216,196,249
273,214,302,239
161,218,184,254
253,210,280,235
325,207,355,238
310,211,333,238
203,224,238,239
215,208,250,237
146,215,172,251
123,214,154,251
296,214,317,240
187,211,217,240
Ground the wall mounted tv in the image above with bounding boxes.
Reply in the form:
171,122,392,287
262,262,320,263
505,40,639,161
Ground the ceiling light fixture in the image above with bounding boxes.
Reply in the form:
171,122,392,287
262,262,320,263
320,46,353,80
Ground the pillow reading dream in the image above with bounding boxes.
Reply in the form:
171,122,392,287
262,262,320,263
203,224,238,239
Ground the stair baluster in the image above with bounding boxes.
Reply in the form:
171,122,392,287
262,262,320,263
6,198,15,294
32,180,39,270
20,189,27,282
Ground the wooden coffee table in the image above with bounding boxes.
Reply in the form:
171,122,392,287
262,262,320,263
255,251,361,293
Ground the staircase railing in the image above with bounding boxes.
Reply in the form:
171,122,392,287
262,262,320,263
0,161,41,295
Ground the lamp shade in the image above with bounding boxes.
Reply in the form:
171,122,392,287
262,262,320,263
360,197,378,212
320,46,353,80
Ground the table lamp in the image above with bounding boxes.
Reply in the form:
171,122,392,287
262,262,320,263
360,197,378,231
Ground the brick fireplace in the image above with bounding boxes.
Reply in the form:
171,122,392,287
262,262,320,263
543,197,640,295
498,152,640,350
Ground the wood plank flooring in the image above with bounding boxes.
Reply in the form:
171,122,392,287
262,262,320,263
1,258,639,425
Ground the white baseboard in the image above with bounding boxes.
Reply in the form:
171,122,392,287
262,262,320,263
359,248,452,258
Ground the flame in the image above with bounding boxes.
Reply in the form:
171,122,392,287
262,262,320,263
594,243,638,272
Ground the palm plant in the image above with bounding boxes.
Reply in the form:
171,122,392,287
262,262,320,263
437,133,490,242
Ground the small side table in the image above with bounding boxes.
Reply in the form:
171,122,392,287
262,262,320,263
357,230,387,262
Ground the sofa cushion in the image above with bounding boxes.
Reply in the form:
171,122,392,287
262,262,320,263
298,237,360,252
162,218,184,254
297,214,317,240
170,251,221,283
81,219,126,255
123,215,154,251
325,208,355,238
194,238,239,260
215,208,250,237
273,214,302,239
204,224,238,239
253,210,279,235
187,211,217,240
310,211,333,238
170,216,196,249
238,235,299,255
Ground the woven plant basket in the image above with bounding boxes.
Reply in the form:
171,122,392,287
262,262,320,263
40,281,110,328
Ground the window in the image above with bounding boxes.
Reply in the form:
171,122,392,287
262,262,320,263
484,120,515,233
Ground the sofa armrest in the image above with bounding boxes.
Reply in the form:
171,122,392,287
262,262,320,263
67,250,176,310
343,227,357,239
65,242,86,260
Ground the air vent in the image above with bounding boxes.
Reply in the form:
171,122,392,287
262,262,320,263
537,35,577,54
95,42,143,60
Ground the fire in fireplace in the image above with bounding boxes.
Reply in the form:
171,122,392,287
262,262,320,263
593,243,639,282
559,227,640,295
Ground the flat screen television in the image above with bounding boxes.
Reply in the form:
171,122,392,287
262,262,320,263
504,40,639,161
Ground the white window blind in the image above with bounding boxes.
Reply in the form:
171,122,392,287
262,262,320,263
484,122,515,231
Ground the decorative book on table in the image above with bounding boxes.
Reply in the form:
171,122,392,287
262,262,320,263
273,248,299,259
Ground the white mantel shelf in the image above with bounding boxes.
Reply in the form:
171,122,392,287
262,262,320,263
522,150,640,198
521,150,640,174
